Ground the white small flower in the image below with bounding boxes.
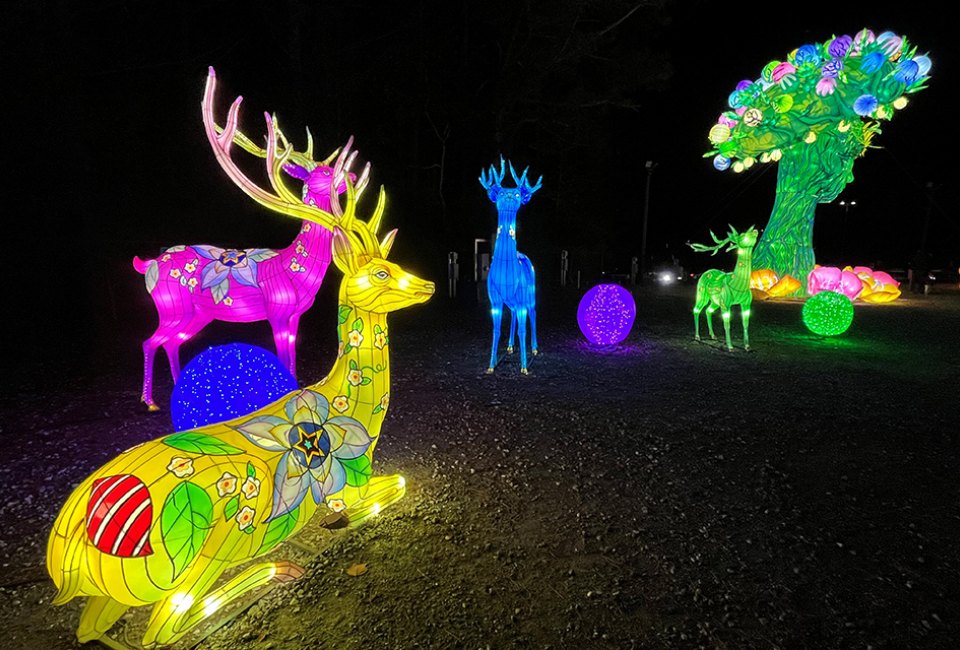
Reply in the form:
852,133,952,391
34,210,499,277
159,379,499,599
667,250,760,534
167,456,194,478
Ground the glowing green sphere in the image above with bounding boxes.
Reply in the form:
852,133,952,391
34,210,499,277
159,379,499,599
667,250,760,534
802,290,854,336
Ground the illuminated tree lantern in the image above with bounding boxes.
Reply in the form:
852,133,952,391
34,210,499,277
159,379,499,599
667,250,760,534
577,284,636,346
170,344,299,431
802,290,854,336
705,29,932,294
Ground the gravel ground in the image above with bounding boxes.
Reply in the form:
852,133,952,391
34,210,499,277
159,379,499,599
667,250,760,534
2,283,959,649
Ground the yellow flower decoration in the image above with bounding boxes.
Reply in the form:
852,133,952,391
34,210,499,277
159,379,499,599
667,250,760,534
166,457,194,479
216,472,238,497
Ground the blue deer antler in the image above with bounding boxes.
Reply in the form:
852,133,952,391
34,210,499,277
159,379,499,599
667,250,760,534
508,162,543,204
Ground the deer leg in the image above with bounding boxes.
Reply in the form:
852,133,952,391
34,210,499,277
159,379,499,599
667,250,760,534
269,315,297,380
705,306,717,339
341,474,407,526
741,306,751,351
721,310,733,351
142,557,301,649
161,316,212,385
529,306,539,355
487,306,504,373
141,334,164,411
161,339,183,384
507,311,517,354
286,314,302,379
517,308,529,374
76,596,130,643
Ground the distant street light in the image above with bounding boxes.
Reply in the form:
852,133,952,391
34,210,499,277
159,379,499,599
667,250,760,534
838,199,856,259
640,160,657,283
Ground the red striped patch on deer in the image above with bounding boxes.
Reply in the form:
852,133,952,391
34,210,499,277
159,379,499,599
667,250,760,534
85,474,154,557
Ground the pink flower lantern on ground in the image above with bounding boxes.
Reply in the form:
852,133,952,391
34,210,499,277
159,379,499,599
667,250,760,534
808,265,901,302
808,265,863,300
577,284,636,345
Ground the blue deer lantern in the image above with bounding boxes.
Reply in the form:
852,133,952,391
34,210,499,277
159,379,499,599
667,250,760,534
478,156,543,374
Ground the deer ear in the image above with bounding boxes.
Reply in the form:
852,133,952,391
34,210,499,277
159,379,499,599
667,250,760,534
379,229,398,259
331,227,357,275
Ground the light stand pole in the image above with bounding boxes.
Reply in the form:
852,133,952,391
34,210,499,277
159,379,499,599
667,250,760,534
838,199,856,258
640,160,657,284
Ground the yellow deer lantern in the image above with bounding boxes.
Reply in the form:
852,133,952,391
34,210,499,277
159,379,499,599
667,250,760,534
46,70,434,648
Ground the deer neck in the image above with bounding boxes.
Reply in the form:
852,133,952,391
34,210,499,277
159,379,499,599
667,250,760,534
310,291,390,440
492,206,520,261
278,189,339,280
730,246,753,291
277,217,335,282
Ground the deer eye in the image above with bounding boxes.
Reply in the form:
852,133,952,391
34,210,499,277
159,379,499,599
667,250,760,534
374,270,389,280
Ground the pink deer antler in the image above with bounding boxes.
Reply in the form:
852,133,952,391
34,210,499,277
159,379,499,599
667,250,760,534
132,67,372,411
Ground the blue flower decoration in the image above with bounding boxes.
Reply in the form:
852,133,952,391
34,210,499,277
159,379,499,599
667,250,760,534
234,389,373,521
853,94,879,116
727,89,743,109
893,60,920,84
794,44,820,66
192,245,278,304
859,51,886,74
914,55,932,77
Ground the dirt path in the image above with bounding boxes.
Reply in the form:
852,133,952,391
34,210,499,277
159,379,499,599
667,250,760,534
2,285,959,649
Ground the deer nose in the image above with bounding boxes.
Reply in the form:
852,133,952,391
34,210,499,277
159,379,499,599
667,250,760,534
417,281,435,297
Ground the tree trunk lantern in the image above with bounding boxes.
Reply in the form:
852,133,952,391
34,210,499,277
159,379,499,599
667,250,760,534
706,29,932,294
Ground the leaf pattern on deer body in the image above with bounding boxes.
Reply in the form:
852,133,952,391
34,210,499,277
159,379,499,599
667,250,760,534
258,507,300,555
160,482,213,580
340,455,372,487
163,432,244,456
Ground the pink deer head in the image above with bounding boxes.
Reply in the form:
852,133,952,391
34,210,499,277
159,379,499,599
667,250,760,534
133,67,372,411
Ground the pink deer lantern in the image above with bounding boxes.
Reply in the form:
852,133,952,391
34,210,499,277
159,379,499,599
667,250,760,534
134,67,370,411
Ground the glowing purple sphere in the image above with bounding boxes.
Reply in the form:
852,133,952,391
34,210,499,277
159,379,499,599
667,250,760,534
577,284,637,345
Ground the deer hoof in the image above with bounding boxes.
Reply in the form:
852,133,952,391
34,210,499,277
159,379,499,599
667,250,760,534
520,368,529,375
506,347,514,354
272,561,306,583
694,336,701,342
485,367,495,374
146,403,161,412
532,349,539,356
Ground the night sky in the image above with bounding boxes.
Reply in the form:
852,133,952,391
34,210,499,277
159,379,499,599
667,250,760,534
3,1,957,372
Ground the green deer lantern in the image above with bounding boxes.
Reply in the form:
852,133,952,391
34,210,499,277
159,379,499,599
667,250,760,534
689,225,758,351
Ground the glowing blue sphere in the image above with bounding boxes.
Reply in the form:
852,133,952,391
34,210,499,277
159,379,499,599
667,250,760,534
170,343,299,431
577,284,637,345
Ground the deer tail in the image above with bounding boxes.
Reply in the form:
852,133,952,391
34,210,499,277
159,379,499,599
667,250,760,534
132,256,151,274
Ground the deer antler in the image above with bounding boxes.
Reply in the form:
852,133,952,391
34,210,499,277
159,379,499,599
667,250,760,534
688,229,732,256
203,67,361,231
329,171,387,258
509,161,543,201
212,98,372,199
478,156,507,194
213,118,333,172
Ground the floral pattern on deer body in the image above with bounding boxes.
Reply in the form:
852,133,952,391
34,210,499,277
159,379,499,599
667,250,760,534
233,389,373,521
47,67,434,650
